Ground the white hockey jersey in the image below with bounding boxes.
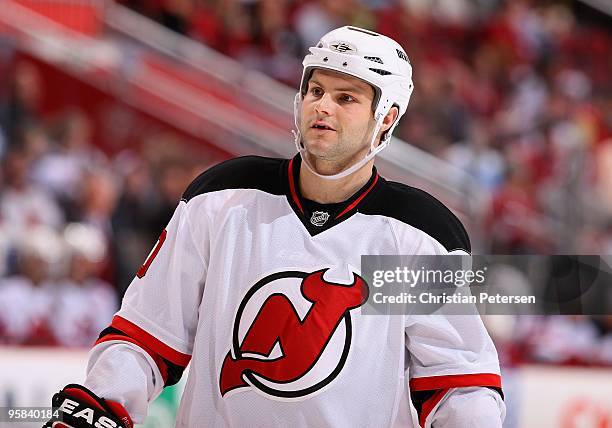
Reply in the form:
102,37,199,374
91,155,503,427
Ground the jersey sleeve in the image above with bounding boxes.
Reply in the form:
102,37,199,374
85,342,161,423
96,198,209,388
405,313,502,387
404,252,500,387
405,274,503,427
386,189,503,427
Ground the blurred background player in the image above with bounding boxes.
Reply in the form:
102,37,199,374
51,223,118,348
0,226,61,345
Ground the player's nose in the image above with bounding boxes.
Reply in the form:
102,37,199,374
314,93,334,116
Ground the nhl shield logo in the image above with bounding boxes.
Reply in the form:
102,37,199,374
310,211,330,227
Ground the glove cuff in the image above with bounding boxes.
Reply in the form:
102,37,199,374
47,384,133,428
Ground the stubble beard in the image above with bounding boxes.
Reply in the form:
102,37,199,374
301,118,376,165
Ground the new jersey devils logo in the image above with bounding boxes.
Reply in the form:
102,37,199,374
219,269,369,399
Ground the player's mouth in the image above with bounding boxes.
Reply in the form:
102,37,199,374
311,121,336,131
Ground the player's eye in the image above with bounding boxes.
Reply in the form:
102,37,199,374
339,94,355,103
310,87,323,97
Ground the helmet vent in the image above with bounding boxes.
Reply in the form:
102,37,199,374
364,56,384,64
347,26,379,36
369,68,392,76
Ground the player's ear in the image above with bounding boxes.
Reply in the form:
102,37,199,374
376,106,399,146
381,106,399,133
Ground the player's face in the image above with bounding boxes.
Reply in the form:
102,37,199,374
300,69,377,167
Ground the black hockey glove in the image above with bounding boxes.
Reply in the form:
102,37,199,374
43,384,132,428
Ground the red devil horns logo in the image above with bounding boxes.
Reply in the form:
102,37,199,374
219,269,369,398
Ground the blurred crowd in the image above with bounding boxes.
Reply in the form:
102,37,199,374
0,63,216,347
488,315,612,367
1,0,612,365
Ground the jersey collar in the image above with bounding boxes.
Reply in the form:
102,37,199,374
285,154,381,236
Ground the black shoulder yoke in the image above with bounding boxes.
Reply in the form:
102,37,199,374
361,179,471,253
181,156,287,202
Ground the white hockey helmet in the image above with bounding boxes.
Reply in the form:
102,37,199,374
294,26,414,179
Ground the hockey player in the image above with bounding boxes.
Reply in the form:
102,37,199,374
46,26,505,428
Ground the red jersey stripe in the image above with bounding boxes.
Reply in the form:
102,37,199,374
335,174,379,219
409,373,502,391
288,158,304,213
110,315,191,367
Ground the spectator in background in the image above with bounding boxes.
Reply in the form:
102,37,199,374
148,158,194,235
295,0,372,50
0,149,64,245
487,158,553,253
32,109,106,210
74,168,119,234
402,0,483,25
112,152,158,295
0,226,62,345
51,223,117,348
521,315,600,365
200,0,253,57
0,60,43,148
69,168,120,285
19,122,50,163
241,0,302,83
401,62,469,151
444,119,506,191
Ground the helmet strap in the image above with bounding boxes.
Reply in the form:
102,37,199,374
295,107,387,180
293,91,398,180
